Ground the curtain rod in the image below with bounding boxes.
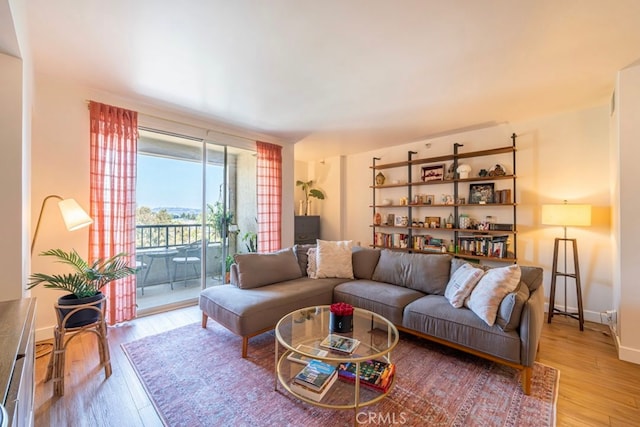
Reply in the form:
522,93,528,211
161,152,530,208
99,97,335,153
85,99,261,144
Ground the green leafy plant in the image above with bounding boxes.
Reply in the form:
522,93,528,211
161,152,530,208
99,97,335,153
225,254,235,273
27,249,136,298
296,180,325,214
207,202,234,241
242,231,257,253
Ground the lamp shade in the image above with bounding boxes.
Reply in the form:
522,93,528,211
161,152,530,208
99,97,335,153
541,203,591,227
57,198,94,231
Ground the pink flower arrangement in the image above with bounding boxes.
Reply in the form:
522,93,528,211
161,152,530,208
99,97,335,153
330,302,354,316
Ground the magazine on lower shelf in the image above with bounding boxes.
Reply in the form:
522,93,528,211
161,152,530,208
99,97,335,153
289,372,338,402
293,359,337,392
337,359,395,393
320,334,360,354
287,344,329,365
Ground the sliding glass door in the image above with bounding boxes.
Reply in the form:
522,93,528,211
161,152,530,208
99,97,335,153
135,129,256,313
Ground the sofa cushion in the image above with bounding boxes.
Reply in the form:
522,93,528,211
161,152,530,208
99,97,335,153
294,243,316,276
316,240,354,279
371,250,451,295
402,295,521,364
234,248,302,289
444,262,485,308
333,280,425,325
496,281,530,332
352,247,381,280
465,264,521,326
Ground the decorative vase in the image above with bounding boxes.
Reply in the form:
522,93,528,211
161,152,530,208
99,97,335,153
305,199,312,216
329,312,353,333
57,292,104,328
298,200,304,216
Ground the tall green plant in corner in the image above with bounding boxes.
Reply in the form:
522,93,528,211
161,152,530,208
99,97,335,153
296,180,325,215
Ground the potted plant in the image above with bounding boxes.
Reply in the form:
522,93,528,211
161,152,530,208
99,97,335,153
296,180,325,215
225,254,235,283
27,249,136,328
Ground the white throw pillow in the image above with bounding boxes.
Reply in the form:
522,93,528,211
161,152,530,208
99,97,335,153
444,263,485,308
465,264,522,326
315,239,354,279
307,247,318,279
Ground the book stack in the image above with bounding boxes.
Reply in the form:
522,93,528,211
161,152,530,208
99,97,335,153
457,234,510,258
291,359,337,402
337,359,395,393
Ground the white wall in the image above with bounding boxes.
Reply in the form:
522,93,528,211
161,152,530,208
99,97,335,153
30,74,292,339
616,63,640,363
0,52,25,301
341,105,613,322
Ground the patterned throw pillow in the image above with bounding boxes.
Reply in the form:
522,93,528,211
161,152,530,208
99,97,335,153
465,264,522,326
315,240,354,279
444,263,485,308
307,247,318,279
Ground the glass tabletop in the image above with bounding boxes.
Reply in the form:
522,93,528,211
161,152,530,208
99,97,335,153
275,305,399,363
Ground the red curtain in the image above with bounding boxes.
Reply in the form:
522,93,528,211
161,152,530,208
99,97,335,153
89,101,138,325
256,141,282,252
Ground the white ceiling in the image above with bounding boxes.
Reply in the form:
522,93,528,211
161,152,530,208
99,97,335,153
24,0,640,161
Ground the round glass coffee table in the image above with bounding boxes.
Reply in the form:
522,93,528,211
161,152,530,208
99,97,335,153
274,305,399,420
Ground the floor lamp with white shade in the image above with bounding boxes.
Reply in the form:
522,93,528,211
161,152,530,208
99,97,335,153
31,195,93,255
30,194,93,358
541,201,591,331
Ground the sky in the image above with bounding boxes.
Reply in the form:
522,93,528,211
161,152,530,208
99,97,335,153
136,155,223,210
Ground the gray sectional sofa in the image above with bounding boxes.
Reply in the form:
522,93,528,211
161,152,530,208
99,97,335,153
199,244,544,394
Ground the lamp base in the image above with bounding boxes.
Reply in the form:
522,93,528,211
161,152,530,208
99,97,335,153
547,237,584,331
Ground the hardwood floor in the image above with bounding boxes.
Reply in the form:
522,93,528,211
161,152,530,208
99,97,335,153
34,306,640,426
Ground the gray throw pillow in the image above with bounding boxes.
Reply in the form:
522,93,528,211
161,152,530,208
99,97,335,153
294,244,316,276
520,266,544,292
496,281,530,331
352,247,381,280
234,248,302,289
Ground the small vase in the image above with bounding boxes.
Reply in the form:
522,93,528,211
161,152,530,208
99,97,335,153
330,313,353,333
298,200,304,216
306,200,312,216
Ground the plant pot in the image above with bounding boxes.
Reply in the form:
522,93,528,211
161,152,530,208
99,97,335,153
57,292,104,328
329,313,353,333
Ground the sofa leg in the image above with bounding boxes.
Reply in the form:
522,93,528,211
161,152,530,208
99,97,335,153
521,367,532,395
242,337,248,358
201,313,208,328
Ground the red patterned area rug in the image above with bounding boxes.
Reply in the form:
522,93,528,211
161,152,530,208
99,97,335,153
122,322,558,427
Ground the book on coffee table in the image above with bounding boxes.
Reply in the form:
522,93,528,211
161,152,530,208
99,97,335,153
294,359,337,392
337,359,395,393
320,334,360,354
290,371,337,402
287,344,329,365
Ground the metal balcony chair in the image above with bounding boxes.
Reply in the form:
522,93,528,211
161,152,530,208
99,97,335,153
172,243,201,286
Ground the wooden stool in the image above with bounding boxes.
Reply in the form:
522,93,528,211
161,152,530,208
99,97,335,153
547,237,584,331
45,294,112,396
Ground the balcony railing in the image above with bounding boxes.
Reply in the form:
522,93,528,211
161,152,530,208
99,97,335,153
136,223,221,250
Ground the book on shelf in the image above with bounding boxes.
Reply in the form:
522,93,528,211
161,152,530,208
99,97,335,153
337,359,396,393
320,334,360,354
287,344,329,365
293,359,337,392
289,371,338,402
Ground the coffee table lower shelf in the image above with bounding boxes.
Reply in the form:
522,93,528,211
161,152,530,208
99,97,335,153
275,349,396,425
